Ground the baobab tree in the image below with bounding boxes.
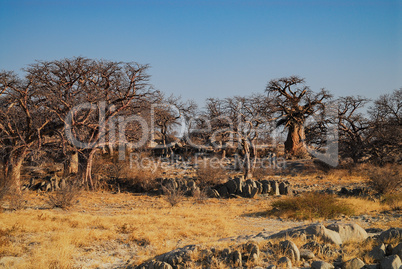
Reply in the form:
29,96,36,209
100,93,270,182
265,76,331,157
25,57,153,189
0,71,60,193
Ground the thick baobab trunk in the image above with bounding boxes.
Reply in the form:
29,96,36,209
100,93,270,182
5,154,26,194
285,124,307,156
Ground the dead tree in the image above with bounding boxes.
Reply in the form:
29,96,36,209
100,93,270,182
337,96,371,163
368,89,402,164
151,93,196,157
265,76,331,157
0,71,59,192
26,57,153,189
200,94,272,178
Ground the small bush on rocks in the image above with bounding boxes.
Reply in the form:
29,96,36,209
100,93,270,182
270,192,355,220
196,161,226,189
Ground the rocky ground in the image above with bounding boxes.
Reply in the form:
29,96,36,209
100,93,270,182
134,224,402,269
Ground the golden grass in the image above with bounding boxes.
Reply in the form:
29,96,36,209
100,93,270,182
0,161,400,269
0,191,269,268
269,192,355,220
341,197,386,215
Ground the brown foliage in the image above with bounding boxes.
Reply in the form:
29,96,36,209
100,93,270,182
47,182,81,209
366,165,402,195
162,184,185,207
196,161,226,189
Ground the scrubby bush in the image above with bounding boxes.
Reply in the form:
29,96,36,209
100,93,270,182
92,152,161,192
47,182,81,209
162,184,185,207
366,165,402,194
196,160,226,189
269,192,355,220
252,167,274,179
381,192,402,211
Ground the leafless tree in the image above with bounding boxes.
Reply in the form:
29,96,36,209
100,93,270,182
25,57,153,189
151,92,197,157
265,76,331,157
337,96,371,163
368,89,402,164
0,71,60,193
197,94,273,178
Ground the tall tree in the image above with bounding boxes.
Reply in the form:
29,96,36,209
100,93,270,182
24,57,153,188
151,93,196,157
198,94,272,178
0,71,59,192
337,96,371,163
368,89,402,164
265,76,331,156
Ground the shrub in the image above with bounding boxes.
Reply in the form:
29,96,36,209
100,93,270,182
162,184,184,207
47,182,80,209
269,192,355,220
196,160,226,189
92,152,161,192
124,167,161,192
381,192,402,211
366,165,402,194
252,167,274,180
193,188,209,203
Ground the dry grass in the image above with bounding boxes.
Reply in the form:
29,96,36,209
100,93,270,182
269,192,355,220
0,190,400,268
381,192,402,211
1,159,401,268
271,167,369,188
341,238,377,263
0,191,269,268
340,197,385,215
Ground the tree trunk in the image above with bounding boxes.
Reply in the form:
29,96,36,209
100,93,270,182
6,153,26,195
242,142,253,179
79,149,96,190
250,139,258,171
84,149,97,190
64,151,79,176
285,124,307,156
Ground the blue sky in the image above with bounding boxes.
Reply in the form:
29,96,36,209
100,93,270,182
0,0,401,105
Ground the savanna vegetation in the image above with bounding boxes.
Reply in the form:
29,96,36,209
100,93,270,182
0,58,401,268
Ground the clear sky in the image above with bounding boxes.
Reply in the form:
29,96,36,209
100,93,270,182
0,0,401,105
